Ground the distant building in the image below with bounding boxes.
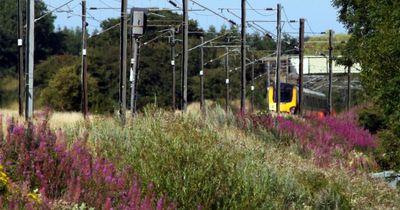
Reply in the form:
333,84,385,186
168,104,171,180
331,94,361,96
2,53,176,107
260,55,361,76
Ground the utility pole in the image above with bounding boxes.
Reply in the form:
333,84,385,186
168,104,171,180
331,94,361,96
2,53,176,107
347,65,351,111
134,42,141,112
130,8,138,117
240,0,246,113
225,47,230,112
130,35,138,117
275,3,282,114
200,36,205,113
298,18,305,115
119,0,128,124
25,0,34,121
81,0,88,119
17,0,24,117
328,29,334,115
170,28,176,110
251,55,255,113
182,0,189,111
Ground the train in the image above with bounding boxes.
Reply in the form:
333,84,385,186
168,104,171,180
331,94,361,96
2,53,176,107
268,83,328,116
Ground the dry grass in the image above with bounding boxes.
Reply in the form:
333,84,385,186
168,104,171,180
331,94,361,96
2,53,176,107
186,99,258,116
0,109,85,131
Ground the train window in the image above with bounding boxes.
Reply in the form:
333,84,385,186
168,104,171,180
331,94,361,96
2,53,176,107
273,84,293,103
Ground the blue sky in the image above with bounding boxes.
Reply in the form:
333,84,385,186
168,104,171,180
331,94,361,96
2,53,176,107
43,0,347,36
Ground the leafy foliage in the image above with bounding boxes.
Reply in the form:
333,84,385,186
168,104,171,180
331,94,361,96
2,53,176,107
39,66,81,111
0,0,83,108
0,0,63,73
0,111,173,209
332,0,400,170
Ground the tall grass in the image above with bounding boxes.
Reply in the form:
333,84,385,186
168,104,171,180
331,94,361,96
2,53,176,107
64,106,400,209
0,110,173,209
0,106,399,209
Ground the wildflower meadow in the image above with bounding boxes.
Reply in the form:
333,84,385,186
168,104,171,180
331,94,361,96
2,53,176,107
0,107,399,209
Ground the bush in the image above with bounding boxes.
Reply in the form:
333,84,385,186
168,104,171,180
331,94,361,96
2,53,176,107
246,111,377,169
39,66,81,111
375,130,400,171
0,76,18,108
358,108,386,134
0,111,173,209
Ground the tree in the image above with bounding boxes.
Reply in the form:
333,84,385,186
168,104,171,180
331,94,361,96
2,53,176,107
39,65,99,112
332,0,400,170
0,0,65,75
332,0,400,126
58,27,82,55
40,66,81,111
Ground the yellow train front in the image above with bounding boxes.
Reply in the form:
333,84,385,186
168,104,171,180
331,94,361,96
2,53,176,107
268,83,328,116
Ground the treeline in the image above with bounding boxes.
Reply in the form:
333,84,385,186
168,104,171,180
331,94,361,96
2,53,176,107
0,0,299,113
332,0,400,170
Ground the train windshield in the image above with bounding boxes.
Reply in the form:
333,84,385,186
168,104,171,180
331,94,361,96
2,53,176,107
273,83,293,103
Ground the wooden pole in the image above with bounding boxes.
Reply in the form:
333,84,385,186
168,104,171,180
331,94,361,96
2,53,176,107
119,0,128,124
328,29,334,115
275,3,282,114
200,36,205,113
298,18,305,115
17,0,24,116
81,0,88,118
240,0,246,113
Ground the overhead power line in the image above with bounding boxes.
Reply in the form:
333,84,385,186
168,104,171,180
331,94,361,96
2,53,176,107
282,7,297,30
224,9,276,38
89,23,120,38
190,0,237,26
188,32,231,52
246,1,275,17
36,0,76,23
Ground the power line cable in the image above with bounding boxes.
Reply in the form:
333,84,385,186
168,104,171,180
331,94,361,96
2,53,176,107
190,0,237,26
246,1,275,17
305,19,318,35
89,23,120,39
36,0,76,22
224,9,276,38
98,0,116,9
282,7,297,31
86,11,103,24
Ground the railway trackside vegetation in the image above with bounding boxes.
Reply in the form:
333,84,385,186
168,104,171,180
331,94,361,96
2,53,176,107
1,106,399,209
1,0,400,209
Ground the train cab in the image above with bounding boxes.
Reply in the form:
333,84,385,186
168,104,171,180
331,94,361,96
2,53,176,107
268,83,328,116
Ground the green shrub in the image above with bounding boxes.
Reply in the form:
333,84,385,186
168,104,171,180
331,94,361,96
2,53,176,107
375,130,400,171
0,76,18,107
358,108,386,134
